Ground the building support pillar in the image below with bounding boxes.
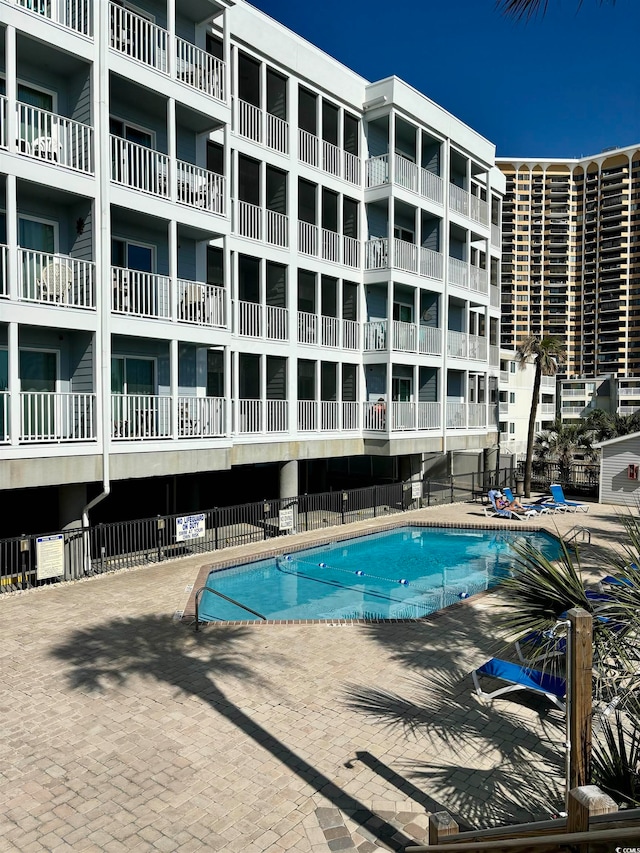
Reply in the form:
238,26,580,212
279,459,298,501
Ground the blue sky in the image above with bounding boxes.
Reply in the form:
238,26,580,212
248,0,640,159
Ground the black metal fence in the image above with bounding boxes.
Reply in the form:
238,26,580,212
0,469,513,594
517,461,599,496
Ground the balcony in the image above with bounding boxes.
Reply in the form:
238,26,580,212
109,3,225,102
238,302,288,341
363,238,444,281
298,129,361,185
177,281,226,328
16,102,94,174
237,202,289,248
447,331,487,361
298,222,360,268
15,0,91,36
365,154,444,205
110,136,226,215
20,392,96,443
111,266,169,320
449,184,489,226
20,250,95,309
177,397,225,438
112,394,227,440
238,100,288,155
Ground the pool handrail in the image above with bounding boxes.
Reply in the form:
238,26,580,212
194,584,267,630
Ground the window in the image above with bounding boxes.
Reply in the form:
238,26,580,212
509,392,515,403
510,362,516,373
509,422,515,434
111,357,155,395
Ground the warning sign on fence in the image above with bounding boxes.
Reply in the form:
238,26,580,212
36,534,64,580
279,508,295,531
176,514,206,542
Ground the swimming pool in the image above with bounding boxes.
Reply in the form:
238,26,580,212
197,525,562,623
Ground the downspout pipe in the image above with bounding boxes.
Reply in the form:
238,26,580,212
82,0,111,571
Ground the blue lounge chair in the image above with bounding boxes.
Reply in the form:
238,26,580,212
548,483,589,513
472,658,566,711
502,487,553,515
483,489,537,521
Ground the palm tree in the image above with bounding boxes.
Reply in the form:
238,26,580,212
534,417,595,484
585,409,640,443
516,336,566,498
498,0,614,21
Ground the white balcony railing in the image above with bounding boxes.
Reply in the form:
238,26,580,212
448,256,468,288
298,400,317,432
0,392,8,443
322,229,340,263
17,103,93,173
320,400,339,431
363,320,387,351
20,250,95,309
0,244,6,297
298,311,317,345
449,183,469,217
538,403,556,416
344,151,360,185
238,201,262,241
421,169,443,204
342,319,359,350
417,402,440,430
321,316,340,348
111,266,170,319
363,401,387,431
418,325,442,355
266,400,288,432
238,100,261,143
491,223,501,248
176,38,225,101
110,135,169,197
392,320,417,353
178,397,225,438
470,195,489,226
366,154,388,188
322,139,341,177
266,305,288,341
112,394,171,439
420,247,444,280
343,236,360,268
16,0,92,36
298,129,319,168
489,345,500,367
266,210,288,248
468,403,486,427
365,238,388,270
468,334,487,361
395,154,419,192
178,281,225,328
490,285,500,308
391,401,415,431
238,300,262,337
266,113,288,155
20,392,96,443
343,401,359,430
298,221,318,256
470,265,489,294
110,3,169,74
446,402,467,429
0,95,6,150
177,162,225,215
394,238,418,274
237,399,262,434
447,330,467,359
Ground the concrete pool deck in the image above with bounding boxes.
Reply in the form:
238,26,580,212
0,497,630,851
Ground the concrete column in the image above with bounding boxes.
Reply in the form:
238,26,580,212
6,173,17,303
279,459,298,501
6,26,16,157
170,338,178,438
59,483,88,530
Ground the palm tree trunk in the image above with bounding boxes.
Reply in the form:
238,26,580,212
524,360,542,498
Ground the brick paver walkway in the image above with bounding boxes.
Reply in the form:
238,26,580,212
0,498,626,851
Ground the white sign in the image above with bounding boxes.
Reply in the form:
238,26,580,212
279,508,294,531
411,482,422,500
176,513,206,542
36,534,64,580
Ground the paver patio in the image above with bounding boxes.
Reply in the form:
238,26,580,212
0,498,628,851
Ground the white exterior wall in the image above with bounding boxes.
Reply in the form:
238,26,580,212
0,0,503,491
599,433,640,506
498,349,557,457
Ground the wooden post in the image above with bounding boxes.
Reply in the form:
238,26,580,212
428,811,458,845
567,607,593,792
567,785,617,852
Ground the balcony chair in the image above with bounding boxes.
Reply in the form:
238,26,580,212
38,261,73,303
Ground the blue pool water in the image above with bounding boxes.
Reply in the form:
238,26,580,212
198,526,562,623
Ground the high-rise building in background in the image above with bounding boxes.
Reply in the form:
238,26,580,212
497,146,640,423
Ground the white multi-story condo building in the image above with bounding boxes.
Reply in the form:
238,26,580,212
0,0,504,535
498,350,556,455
